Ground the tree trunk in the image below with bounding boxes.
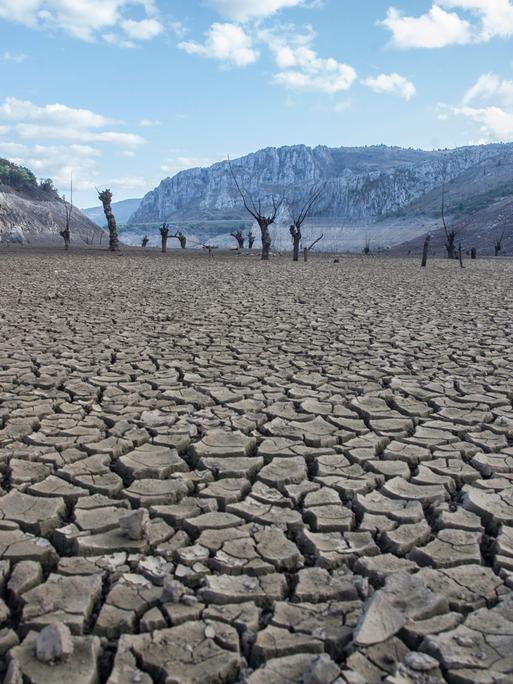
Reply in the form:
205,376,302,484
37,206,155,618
60,230,70,251
446,245,455,260
421,236,430,267
471,247,477,260
162,236,167,253
458,243,464,268
99,190,119,252
107,211,119,251
261,224,272,261
293,236,300,262
303,247,308,262
495,245,500,256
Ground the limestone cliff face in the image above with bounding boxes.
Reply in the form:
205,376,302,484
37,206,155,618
129,143,513,224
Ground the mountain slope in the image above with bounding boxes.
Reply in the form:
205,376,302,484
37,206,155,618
393,195,513,257
83,198,141,227
0,158,103,245
129,143,513,229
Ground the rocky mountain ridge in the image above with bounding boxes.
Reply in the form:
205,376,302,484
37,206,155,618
129,143,513,226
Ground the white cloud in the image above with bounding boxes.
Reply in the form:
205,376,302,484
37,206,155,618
0,98,152,202
0,0,163,45
266,33,356,94
362,72,416,100
0,142,32,156
121,18,163,41
108,175,148,188
0,140,152,197
0,141,100,191
383,1,513,48
101,33,135,48
382,5,471,48
2,51,28,63
258,26,356,94
169,20,187,38
439,64,513,142
160,156,215,175
274,63,356,94
463,73,513,106
209,0,305,22
15,125,144,146
442,0,513,40
139,119,162,127
179,22,259,67
0,97,144,146
177,18,354,94
0,97,114,129
442,104,513,141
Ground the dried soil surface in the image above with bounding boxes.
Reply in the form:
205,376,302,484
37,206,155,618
1,249,513,684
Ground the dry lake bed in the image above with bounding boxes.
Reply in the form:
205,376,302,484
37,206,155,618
1,249,513,684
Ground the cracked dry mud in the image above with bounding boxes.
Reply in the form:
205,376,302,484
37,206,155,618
1,250,513,684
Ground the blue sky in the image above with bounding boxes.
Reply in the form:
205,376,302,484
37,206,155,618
1,0,513,207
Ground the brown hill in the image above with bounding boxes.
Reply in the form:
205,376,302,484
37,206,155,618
393,195,513,257
0,158,104,246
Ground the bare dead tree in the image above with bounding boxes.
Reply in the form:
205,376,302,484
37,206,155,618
141,236,149,248
495,227,506,256
231,230,245,250
421,233,431,268
289,184,323,262
303,234,324,262
203,244,218,258
470,247,477,259
171,231,187,249
98,188,119,252
458,242,464,268
81,234,94,246
228,157,282,261
160,222,170,253
440,164,456,259
247,231,255,249
60,177,73,251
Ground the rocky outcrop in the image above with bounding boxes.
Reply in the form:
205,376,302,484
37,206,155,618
129,143,513,225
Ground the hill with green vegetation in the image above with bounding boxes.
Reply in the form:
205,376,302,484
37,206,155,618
0,159,103,245
0,158,58,199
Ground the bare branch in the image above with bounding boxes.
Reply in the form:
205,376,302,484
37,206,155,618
270,195,283,222
440,161,450,240
228,156,259,221
307,234,324,251
227,156,283,261
295,183,325,227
